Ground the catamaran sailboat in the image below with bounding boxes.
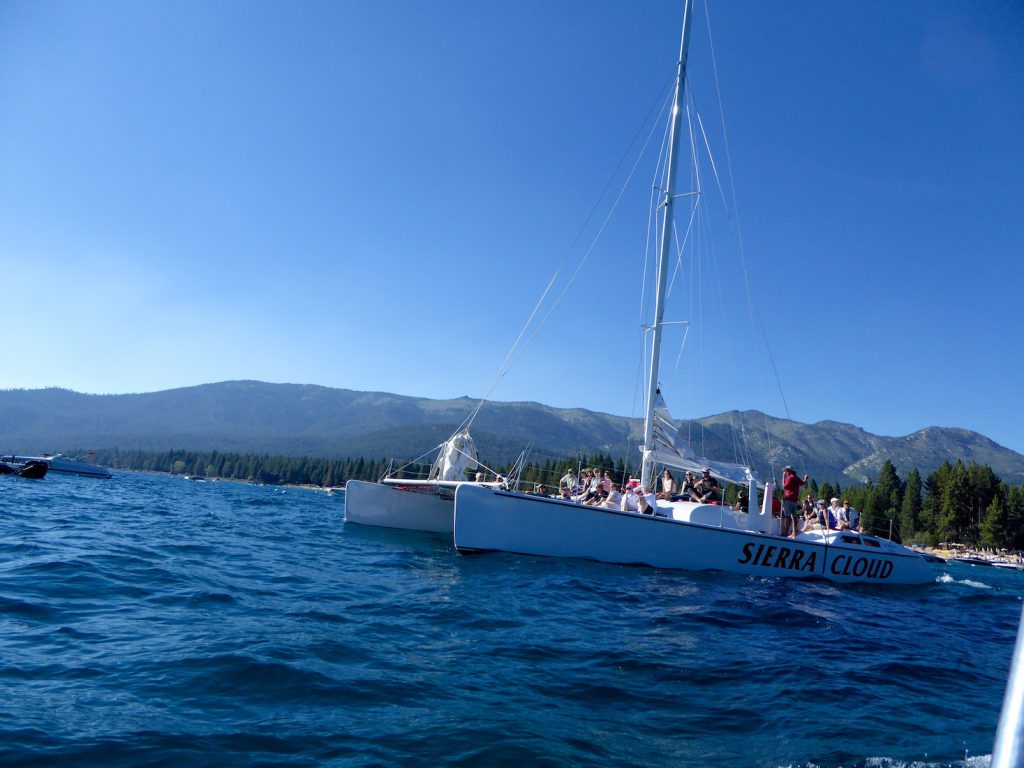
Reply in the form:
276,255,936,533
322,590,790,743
450,0,935,586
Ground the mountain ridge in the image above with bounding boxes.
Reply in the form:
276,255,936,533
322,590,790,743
1,380,1021,485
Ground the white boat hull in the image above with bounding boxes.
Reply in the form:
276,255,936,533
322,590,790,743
344,479,454,534
453,485,935,585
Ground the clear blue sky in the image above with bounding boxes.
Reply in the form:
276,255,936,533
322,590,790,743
2,1,1022,454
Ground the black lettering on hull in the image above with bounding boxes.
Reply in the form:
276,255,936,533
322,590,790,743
739,542,755,565
741,543,893,581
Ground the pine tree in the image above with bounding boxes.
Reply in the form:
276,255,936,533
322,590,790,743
819,481,834,505
980,494,1009,550
966,463,1002,535
875,460,903,516
1008,486,1024,551
867,461,901,540
938,462,973,543
900,468,923,541
860,485,878,535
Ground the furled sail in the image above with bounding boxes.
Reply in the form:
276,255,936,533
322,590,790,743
648,392,757,487
428,429,479,481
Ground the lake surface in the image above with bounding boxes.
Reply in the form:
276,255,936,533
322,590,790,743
1,470,1018,767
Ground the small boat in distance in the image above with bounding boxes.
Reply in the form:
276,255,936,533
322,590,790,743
3,452,113,479
954,556,996,567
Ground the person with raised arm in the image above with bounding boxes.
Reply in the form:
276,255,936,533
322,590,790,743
781,466,808,538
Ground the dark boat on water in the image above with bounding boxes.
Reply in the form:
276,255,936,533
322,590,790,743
2,452,112,479
954,556,996,567
0,459,49,479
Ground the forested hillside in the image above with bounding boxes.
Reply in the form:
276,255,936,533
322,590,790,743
4,381,1023,486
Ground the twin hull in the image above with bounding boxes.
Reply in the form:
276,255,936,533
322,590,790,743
344,479,454,534
453,484,934,585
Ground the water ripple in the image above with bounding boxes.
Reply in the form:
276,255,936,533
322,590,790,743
0,472,1015,767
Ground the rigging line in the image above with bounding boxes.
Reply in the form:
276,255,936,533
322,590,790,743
731,413,752,469
500,89,674,384
694,111,792,437
680,155,746,453
455,75,677,435
671,323,691,376
387,440,449,478
665,97,702,306
703,0,745,253
702,0,790,423
469,454,508,480
667,212,699,376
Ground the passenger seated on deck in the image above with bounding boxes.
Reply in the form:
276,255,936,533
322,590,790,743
799,497,820,533
637,487,658,515
558,469,577,498
575,470,593,498
580,470,604,504
533,484,550,497
811,500,836,530
830,498,847,529
674,471,697,501
843,500,861,532
656,469,676,500
620,485,640,512
600,483,623,509
694,469,721,504
821,500,838,530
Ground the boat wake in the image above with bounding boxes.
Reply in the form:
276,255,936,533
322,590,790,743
866,756,991,767
936,572,993,590
777,755,991,767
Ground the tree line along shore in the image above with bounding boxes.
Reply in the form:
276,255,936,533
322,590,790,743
88,448,1024,550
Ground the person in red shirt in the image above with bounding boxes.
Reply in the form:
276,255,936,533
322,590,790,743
781,465,809,538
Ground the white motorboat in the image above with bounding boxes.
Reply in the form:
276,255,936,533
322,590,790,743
4,452,112,479
450,0,935,586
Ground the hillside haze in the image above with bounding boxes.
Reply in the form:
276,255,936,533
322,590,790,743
2,381,1022,485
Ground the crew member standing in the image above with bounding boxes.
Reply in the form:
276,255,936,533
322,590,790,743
781,465,808,538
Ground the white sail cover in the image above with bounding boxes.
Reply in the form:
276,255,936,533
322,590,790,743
428,429,479,481
648,393,757,487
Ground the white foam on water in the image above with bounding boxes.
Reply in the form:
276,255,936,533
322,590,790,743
936,572,992,589
774,757,991,768
860,755,991,767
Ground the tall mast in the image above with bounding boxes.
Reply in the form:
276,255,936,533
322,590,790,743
640,0,695,491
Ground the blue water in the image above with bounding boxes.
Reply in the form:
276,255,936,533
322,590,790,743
1,471,1018,767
